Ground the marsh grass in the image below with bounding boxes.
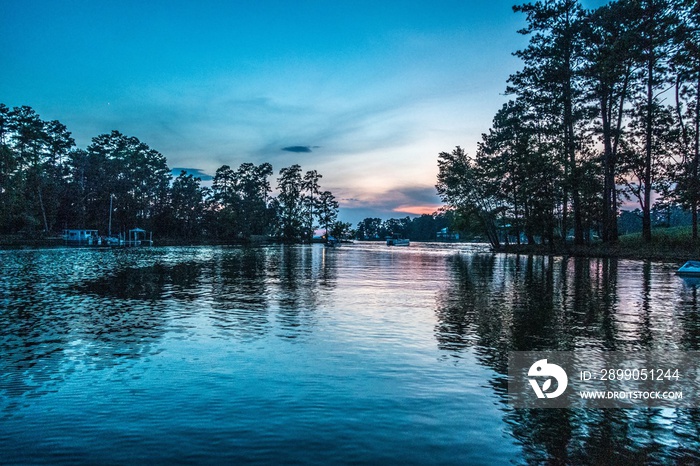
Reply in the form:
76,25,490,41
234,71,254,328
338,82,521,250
615,226,700,260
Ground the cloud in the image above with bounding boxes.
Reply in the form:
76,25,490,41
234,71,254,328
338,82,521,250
282,145,318,153
392,205,441,216
335,184,443,223
171,167,214,181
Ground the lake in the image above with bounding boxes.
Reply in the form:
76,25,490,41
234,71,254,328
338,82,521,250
1,243,699,464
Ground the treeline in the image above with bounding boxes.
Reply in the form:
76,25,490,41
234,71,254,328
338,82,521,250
618,204,694,234
437,0,700,248
0,104,343,242
355,212,458,241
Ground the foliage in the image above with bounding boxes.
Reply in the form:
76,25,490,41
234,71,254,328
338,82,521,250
82,131,171,236
354,212,453,242
317,191,339,235
437,0,700,246
0,104,339,243
436,146,503,247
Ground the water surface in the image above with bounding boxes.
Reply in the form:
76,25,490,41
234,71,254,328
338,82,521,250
1,243,699,464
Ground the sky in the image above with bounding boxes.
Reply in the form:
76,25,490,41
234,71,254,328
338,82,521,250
1,0,606,225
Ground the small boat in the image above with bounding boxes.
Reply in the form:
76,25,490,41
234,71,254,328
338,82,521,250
386,235,409,246
677,261,700,276
325,236,341,248
106,236,123,247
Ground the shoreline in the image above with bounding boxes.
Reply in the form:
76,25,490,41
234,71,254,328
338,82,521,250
494,242,700,263
0,235,330,249
2,235,698,262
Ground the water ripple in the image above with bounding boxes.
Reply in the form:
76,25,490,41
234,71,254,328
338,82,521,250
1,244,699,463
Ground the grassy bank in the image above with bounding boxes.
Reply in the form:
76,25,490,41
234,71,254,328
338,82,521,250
497,226,700,262
0,234,65,248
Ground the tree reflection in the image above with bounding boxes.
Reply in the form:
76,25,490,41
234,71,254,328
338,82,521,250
269,245,337,339
435,253,700,464
209,247,271,340
679,278,700,350
0,250,170,404
0,245,338,405
510,254,559,350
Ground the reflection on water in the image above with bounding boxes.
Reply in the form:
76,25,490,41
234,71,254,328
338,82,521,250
436,253,700,464
1,244,700,463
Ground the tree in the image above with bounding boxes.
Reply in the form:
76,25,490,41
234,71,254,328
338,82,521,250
0,105,77,233
509,0,588,244
581,0,638,243
212,165,237,204
276,164,304,241
317,190,339,236
409,214,439,241
356,217,383,240
82,131,171,235
382,217,408,239
8,106,50,232
669,0,700,241
436,146,502,248
477,99,561,244
210,165,239,239
620,102,678,235
329,221,353,240
301,170,322,241
236,162,273,237
625,0,680,242
42,119,75,232
0,104,20,233
0,103,344,243
170,171,207,240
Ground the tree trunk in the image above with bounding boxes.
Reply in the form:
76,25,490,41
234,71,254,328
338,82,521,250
37,184,49,233
694,76,700,242
482,213,500,250
562,6,583,246
642,50,654,243
561,190,568,245
610,71,630,243
566,101,583,246
601,87,614,243
513,190,521,245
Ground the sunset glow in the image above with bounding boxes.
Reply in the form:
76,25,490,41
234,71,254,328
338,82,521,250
393,205,443,216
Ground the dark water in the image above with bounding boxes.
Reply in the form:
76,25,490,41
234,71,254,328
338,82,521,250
1,243,699,465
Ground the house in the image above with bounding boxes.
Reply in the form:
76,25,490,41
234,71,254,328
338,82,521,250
436,227,460,241
63,229,99,245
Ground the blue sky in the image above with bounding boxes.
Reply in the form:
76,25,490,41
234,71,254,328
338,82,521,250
1,0,606,225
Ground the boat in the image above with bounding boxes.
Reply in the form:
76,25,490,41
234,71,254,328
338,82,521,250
386,235,409,246
325,236,341,248
106,236,123,247
677,261,700,276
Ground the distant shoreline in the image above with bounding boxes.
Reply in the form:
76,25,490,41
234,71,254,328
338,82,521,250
2,234,697,263
0,235,333,249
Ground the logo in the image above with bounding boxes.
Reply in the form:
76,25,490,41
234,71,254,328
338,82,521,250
528,359,568,399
